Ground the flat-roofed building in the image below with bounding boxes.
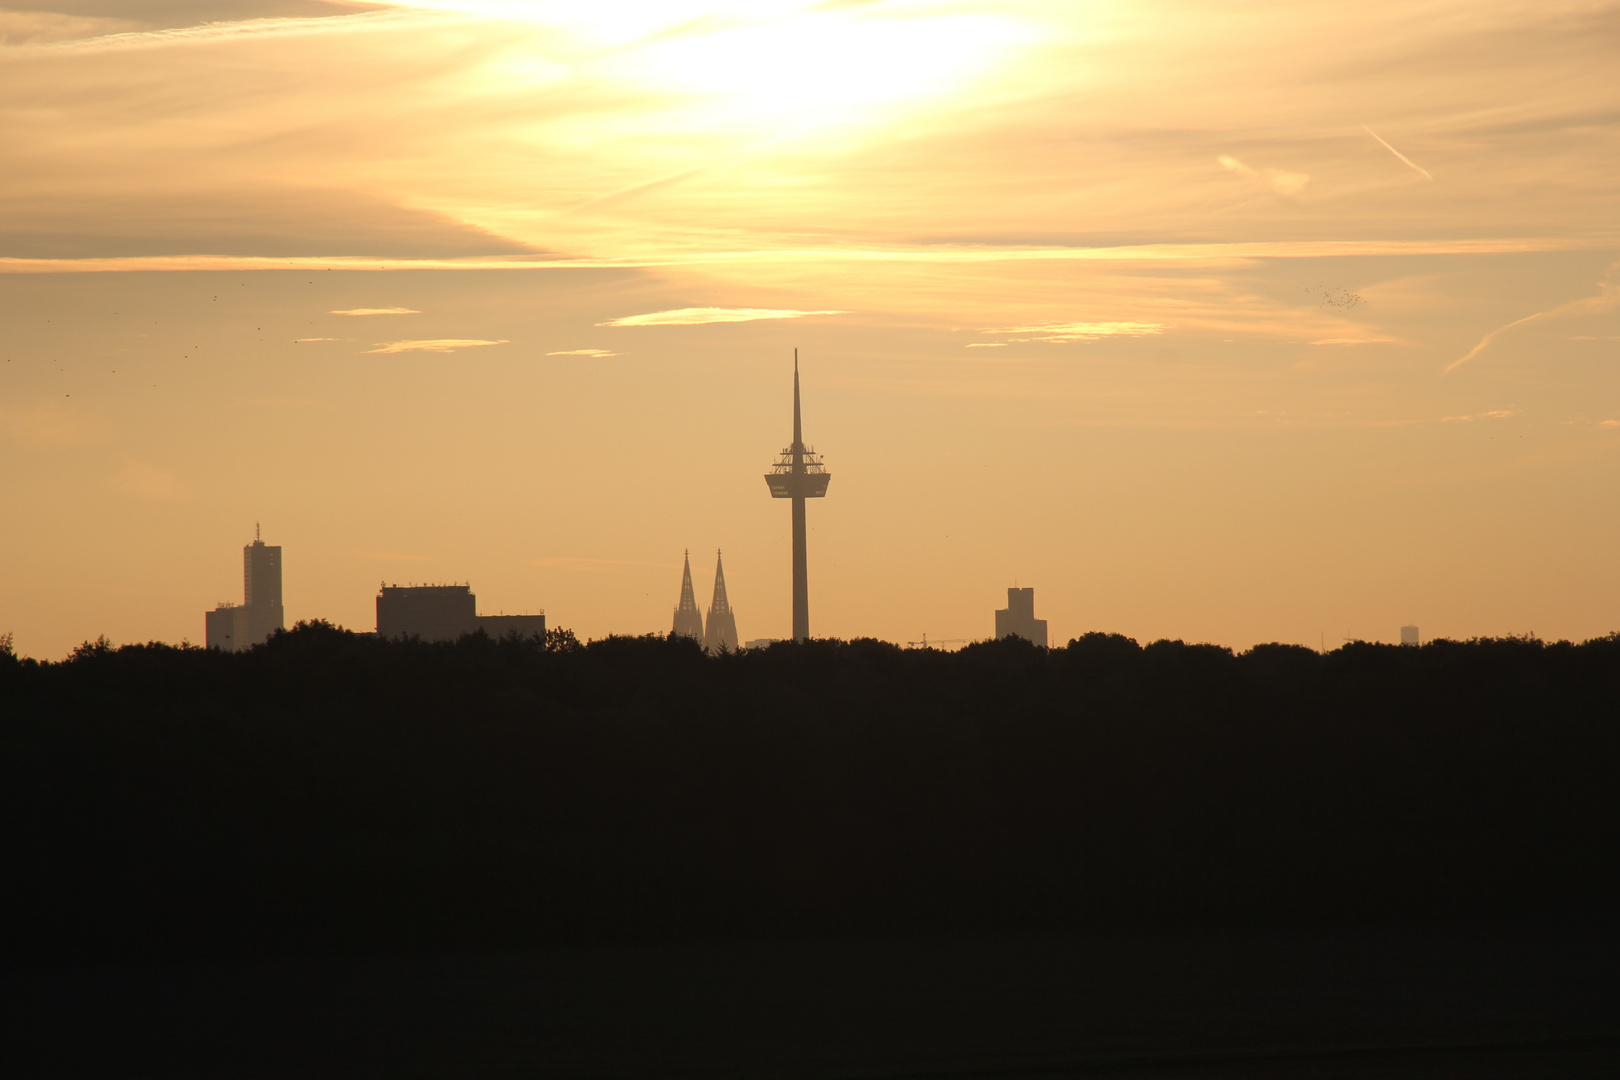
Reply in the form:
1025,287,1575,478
205,603,241,651
376,584,544,642
478,614,547,639
995,587,1049,648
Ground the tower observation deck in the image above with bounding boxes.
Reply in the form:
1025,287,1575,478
764,351,830,641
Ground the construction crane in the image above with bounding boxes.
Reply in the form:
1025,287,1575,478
906,633,968,649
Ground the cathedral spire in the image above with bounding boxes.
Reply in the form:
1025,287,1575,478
704,549,738,654
672,550,704,641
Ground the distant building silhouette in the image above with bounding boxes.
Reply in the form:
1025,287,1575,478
205,524,284,651
995,587,1048,647
672,551,705,641
376,583,544,642
764,351,830,641
744,638,780,649
704,550,738,654
1401,625,1420,646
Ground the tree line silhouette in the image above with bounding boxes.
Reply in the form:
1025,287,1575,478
3,623,1618,962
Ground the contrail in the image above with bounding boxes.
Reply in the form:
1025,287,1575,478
1445,310,1551,373
1446,263,1620,374
1362,125,1433,181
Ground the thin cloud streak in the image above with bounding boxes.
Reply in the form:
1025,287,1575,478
364,338,508,353
1361,125,1434,181
11,9,424,55
4,239,1609,276
331,307,420,315
598,307,847,327
983,321,1166,343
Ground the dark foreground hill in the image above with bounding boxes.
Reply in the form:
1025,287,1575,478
2,624,1618,963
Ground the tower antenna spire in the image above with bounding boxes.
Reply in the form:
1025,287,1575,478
792,348,802,448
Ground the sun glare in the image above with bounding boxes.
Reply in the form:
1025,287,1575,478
619,10,1030,128
438,2,1033,137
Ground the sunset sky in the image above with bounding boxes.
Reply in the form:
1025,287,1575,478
3,0,1618,657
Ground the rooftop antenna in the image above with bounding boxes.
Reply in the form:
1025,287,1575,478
255,521,261,542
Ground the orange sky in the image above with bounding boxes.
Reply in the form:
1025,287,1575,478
2,0,1618,657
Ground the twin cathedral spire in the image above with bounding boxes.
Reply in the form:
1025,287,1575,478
672,549,738,654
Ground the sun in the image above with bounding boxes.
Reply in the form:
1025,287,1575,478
407,1,1033,135
620,8,1032,130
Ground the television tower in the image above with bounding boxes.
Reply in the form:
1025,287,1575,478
764,350,830,640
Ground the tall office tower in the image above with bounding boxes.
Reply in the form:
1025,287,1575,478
703,550,739,654
241,526,284,647
995,587,1049,648
763,351,831,641
672,551,705,641
205,524,284,651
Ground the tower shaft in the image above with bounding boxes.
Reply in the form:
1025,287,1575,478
791,494,808,641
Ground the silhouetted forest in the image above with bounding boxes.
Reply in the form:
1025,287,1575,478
3,624,1618,962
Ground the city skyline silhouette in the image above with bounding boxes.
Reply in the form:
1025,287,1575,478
2,2,1614,661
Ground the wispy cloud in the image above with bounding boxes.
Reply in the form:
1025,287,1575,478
547,348,619,356
1,239,1604,277
1218,155,1309,196
1361,125,1433,181
0,11,138,45
598,307,847,327
965,342,1006,348
18,10,421,55
114,459,184,500
331,307,420,316
295,337,340,342
0,400,108,448
1441,410,1519,422
364,339,507,354
531,556,678,570
982,321,1167,343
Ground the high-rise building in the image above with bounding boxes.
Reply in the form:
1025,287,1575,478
672,551,705,641
763,351,830,641
994,587,1048,647
205,524,285,651
375,583,545,642
703,549,738,654
1400,625,1420,646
